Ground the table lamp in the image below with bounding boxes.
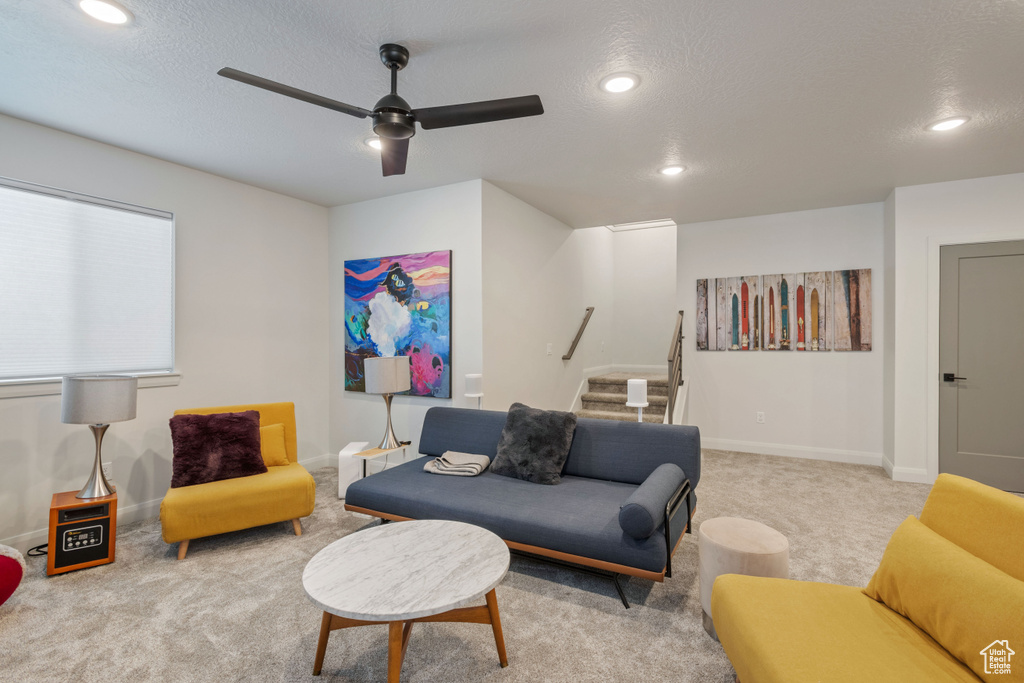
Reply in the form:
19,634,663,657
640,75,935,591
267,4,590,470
61,375,138,499
625,379,649,423
465,373,483,409
364,356,411,450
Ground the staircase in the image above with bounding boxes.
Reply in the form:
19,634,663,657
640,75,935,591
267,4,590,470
576,373,670,423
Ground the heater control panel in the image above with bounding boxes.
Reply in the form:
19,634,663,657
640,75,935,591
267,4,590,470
62,525,103,551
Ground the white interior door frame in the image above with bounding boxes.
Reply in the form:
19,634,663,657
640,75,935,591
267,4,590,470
925,230,1024,482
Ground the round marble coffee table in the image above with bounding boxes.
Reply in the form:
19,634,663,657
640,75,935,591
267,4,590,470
302,519,510,681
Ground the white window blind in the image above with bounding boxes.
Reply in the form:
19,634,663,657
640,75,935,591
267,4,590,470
0,177,174,381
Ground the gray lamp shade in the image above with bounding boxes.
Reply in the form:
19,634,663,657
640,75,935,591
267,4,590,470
363,356,411,395
61,375,138,424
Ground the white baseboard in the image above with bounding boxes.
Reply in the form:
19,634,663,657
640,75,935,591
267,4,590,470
300,453,335,470
889,466,933,484
610,364,667,374
700,437,884,468
581,364,614,378
881,454,932,483
881,454,895,477
1,494,164,554
1,527,51,555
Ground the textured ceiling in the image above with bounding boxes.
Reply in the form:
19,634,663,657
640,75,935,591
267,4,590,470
1,0,1023,228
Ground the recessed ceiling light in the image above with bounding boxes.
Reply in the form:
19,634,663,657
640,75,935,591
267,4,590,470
659,165,684,176
365,136,382,150
78,0,133,24
927,116,969,132
600,73,638,93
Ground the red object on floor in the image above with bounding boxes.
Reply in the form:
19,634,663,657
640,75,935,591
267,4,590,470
0,545,26,606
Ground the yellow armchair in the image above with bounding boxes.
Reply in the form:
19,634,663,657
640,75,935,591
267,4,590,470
160,402,316,559
712,474,1024,682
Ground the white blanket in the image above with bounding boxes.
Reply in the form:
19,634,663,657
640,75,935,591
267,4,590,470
423,451,491,477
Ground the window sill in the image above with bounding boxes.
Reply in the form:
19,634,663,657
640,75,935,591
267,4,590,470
0,372,182,399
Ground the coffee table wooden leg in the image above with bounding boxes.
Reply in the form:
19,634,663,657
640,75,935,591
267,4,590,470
388,621,406,683
313,611,332,676
401,621,414,660
484,589,508,667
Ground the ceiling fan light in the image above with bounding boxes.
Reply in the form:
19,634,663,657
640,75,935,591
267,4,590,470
659,165,685,176
600,73,638,93
78,0,133,24
927,116,969,132
365,137,382,150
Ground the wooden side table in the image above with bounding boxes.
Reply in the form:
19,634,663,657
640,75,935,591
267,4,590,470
338,443,408,499
352,445,407,479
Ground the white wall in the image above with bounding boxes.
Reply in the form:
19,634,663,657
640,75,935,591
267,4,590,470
611,226,678,368
676,203,885,464
888,172,1024,482
328,180,483,464
481,182,613,412
0,114,330,550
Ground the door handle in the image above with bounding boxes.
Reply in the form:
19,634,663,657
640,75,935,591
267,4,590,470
942,373,967,382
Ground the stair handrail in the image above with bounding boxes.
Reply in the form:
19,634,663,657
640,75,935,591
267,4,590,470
666,310,685,423
563,307,595,360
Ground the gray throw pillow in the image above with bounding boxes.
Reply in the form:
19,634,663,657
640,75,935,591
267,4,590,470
490,403,577,485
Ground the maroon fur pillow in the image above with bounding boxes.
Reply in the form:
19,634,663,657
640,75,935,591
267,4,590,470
169,411,267,488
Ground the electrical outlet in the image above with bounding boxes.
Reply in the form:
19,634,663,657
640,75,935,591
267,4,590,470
546,342,553,356
756,412,765,424
102,461,114,482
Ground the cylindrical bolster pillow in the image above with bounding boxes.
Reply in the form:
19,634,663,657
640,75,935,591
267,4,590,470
619,463,687,540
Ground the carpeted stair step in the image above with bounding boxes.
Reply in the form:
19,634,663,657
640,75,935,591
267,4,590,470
576,408,665,424
586,372,670,397
581,392,668,414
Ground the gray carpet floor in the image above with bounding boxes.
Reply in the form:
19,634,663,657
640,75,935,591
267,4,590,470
0,451,932,683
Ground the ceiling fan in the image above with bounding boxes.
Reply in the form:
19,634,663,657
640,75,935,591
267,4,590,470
218,44,544,177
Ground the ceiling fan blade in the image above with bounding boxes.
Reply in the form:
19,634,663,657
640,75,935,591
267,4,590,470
413,95,543,130
381,137,410,176
217,68,372,119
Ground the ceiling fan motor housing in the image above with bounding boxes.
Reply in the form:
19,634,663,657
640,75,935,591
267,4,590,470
372,92,415,140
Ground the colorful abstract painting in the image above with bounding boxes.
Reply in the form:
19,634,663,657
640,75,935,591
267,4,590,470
344,250,451,397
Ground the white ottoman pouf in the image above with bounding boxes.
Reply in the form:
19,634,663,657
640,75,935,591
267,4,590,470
698,517,789,640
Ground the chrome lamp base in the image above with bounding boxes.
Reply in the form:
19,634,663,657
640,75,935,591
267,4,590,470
78,423,115,499
376,393,403,450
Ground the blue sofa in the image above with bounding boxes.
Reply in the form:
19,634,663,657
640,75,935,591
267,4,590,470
344,407,700,598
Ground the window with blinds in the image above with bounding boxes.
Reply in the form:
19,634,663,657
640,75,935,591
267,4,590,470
0,177,174,382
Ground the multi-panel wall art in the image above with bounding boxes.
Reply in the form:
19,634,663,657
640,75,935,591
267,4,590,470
344,250,452,397
696,269,870,352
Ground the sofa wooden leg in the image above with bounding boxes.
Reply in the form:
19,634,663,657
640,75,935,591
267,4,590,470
292,519,303,536
177,539,189,560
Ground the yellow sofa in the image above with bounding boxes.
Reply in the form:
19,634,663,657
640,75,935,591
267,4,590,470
712,474,1024,683
160,402,316,559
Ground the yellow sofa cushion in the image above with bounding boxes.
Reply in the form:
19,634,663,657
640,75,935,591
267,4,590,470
160,463,315,543
259,423,290,467
712,575,980,683
919,473,1024,582
863,515,1024,680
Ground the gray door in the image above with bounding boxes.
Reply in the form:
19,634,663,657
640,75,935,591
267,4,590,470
939,240,1024,493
